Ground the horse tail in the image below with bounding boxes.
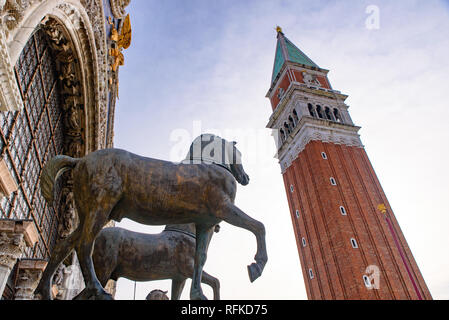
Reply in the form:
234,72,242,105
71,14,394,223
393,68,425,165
41,155,79,204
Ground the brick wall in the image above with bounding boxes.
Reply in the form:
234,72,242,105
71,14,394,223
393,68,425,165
282,140,432,300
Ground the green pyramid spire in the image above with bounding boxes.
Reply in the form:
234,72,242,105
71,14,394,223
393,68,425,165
271,27,319,84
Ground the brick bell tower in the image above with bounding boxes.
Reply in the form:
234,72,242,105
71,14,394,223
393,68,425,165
266,27,432,300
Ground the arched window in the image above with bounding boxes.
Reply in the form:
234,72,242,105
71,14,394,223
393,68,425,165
295,210,300,218
321,152,328,160
284,122,291,135
363,275,372,288
309,269,314,279
316,105,324,119
351,238,359,249
289,116,295,130
293,109,299,124
0,27,67,260
340,206,347,216
330,177,337,186
308,104,316,118
325,107,333,121
279,129,286,143
302,238,307,247
333,108,342,123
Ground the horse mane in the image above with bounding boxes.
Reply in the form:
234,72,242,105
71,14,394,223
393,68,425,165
183,134,237,175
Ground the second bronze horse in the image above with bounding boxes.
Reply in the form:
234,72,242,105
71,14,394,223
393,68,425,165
75,224,221,300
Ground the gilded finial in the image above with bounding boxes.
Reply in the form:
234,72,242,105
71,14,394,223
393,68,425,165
276,26,283,34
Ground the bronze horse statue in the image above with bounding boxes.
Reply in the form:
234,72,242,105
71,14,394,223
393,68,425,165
35,134,267,300
75,224,220,300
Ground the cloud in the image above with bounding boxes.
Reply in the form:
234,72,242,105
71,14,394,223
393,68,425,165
114,0,449,300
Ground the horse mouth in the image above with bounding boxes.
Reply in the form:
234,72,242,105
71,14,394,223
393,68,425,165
240,174,250,186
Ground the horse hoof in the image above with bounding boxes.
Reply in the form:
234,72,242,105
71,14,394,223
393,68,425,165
190,291,208,300
247,263,262,283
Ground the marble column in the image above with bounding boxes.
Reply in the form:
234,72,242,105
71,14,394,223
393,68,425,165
0,220,39,297
14,259,47,300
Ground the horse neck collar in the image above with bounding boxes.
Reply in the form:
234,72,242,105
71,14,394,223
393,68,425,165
182,157,233,175
164,227,196,240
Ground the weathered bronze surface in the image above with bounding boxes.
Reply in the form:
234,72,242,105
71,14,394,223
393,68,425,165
76,224,220,300
146,290,169,300
35,135,268,300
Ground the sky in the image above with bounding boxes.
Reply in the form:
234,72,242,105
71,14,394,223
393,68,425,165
112,0,449,300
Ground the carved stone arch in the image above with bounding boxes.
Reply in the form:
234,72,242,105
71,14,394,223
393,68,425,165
7,0,108,154
1,1,105,249
110,0,130,19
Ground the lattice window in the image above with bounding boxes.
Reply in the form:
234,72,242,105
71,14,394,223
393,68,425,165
0,28,66,261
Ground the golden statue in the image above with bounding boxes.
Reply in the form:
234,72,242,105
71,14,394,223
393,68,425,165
109,14,132,72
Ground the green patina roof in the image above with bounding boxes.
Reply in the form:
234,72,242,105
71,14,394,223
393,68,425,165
271,31,319,84
272,41,285,84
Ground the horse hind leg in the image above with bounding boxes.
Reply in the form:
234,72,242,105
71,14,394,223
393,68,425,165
75,218,113,300
35,227,81,300
73,195,121,300
219,202,268,283
201,271,220,300
171,278,187,300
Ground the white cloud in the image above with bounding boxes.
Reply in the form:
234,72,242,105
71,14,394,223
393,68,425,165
114,0,449,300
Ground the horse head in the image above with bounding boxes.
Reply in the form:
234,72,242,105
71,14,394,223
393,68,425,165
185,134,250,186
226,140,250,186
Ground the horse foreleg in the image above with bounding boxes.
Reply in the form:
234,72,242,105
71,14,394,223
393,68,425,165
171,278,187,300
220,202,268,283
201,271,220,300
35,228,80,300
190,225,213,300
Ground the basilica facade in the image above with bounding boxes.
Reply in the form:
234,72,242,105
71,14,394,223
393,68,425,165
0,0,131,300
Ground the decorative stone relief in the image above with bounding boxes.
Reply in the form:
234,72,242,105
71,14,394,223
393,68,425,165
0,220,38,296
110,0,130,19
0,0,43,32
302,72,321,87
58,181,78,239
52,256,85,300
42,17,84,159
14,260,47,300
0,27,24,111
0,232,25,269
81,0,109,150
